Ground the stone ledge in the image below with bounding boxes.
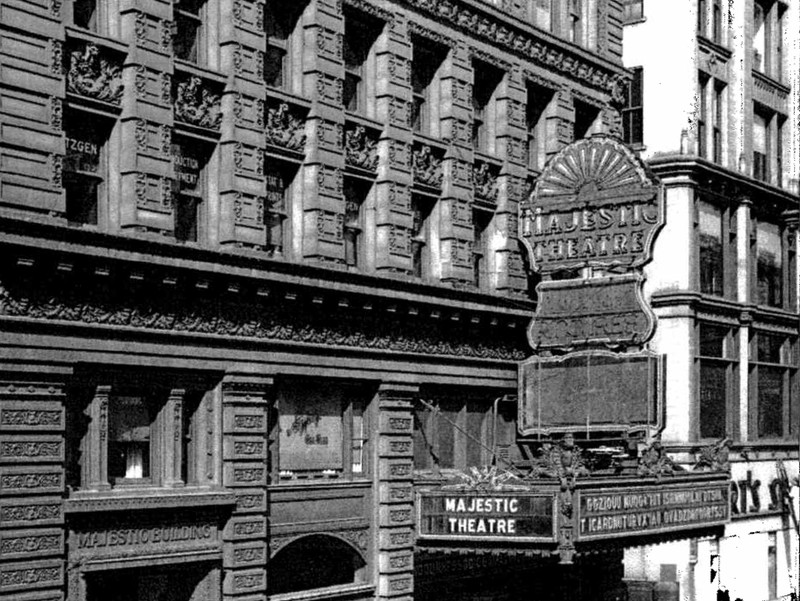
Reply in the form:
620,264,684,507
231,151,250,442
64,489,236,513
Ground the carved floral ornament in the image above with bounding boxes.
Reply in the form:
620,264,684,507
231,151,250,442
66,42,124,104
173,76,222,130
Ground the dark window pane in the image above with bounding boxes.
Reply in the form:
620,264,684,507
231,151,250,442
343,73,359,112
175,196,198,242
436,401,458,469
757,366,783,438
413,411,432,469
699,361,726,438
65,174,99,225
699,324,726,357
174,14,201,62
264,46,286,88
73,0,97,30
757,333,783,363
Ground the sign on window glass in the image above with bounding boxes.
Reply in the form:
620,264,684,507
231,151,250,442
279,394,343,472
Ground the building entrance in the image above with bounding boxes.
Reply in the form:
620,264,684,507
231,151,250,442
86,563,211,601
415,548,626,601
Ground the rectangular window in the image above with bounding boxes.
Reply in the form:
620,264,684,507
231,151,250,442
172,137,212,244
343,9,382,115
526,82,554,173
473,209,492,290
573,99,599,141
265,164,293,257
411,194,435,280
712,0,722,43
697,323,735,439
64,112,112,227
68,376,215,491
343,178,369,269
73,0,101,31
264,0,306,92
413,394,503,472
568,0,583,45
174,0,205,64
753,108,769,181
623,0,644,23
277,381,371,480
411,39,445,136
756,221,783,307
472,60,503,154
698,201,724,296
750,332,794,440
698,0,707,35
622,67,644,146
753,0,767,72
697,73,708,158
712,82,724,163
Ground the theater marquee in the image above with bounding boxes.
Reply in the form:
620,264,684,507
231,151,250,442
416,491,557,543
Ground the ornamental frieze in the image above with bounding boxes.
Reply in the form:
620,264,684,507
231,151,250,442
0,274,527,360
66,42,123,104
404,0,626,97
173,76,222,130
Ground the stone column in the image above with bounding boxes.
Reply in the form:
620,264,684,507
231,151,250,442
218,0,268,249
494,63,529,297
302,0,346,264
735,197,751,440
119,1,175,232
0,371,69,601
374,383,417,601
221,372,271,601
374,14,414,274
438,41,474,285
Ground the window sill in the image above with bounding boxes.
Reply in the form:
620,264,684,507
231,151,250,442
269,582,374,601
623,17,646,25
64,487,236,513
269,478,372,491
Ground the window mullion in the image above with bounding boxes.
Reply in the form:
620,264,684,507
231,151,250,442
164,387,186,487
86,384,112,490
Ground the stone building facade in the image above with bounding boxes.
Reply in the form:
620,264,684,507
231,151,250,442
0,1,631,601
622,1,800,600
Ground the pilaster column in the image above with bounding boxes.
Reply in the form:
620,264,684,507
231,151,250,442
221,372,272,601
302,0,346,263
374,383,417,601
494,63,528,296
439,41,474,284
218,0,268,249
163,387,185,488
374,15,414,274
119,0,175,232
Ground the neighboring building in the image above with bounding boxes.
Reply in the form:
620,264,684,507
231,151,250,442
622,0,800,600
0,1,635,601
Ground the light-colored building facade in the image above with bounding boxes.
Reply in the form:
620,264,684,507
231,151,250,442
623,1,799,599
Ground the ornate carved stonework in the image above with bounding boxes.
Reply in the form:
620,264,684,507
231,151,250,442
345,124,378,171
269,528,369,558
264,103,306,152
528,434,590,518
412,144,443,189
444,466,529,491
66,42,123,104
404,0,626,96
0,272,526,360
693,438,731,472
637,439,676,479
173,76,222,130
473,161,498,203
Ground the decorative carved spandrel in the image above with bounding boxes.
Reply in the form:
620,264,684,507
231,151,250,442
66,42,123,104
344,124,378,171
264,102,306,152
473,160,499,203
412,143,443,190
173,76,222,130
637,439,677,479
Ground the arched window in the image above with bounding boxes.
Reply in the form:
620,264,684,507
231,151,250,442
268,534,367,595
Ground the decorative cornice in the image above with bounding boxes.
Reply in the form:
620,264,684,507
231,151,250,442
0,268,528,361
64,490,236,513
401,0,627,96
